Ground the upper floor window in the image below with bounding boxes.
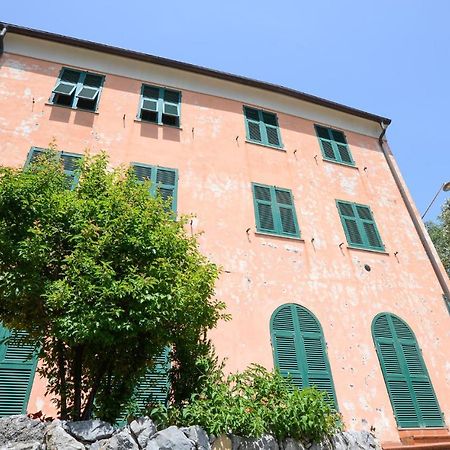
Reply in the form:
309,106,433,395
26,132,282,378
138,85,181,127
315,125,354,165
252,183,299,238
132,163,178,213
336,200,384,251
25,147,82,190
244,107,283,149
50,68,104,112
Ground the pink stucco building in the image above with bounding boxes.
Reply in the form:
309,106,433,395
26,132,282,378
0,23,449,449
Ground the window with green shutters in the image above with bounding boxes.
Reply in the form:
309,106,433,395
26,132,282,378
252,183,300,238
336,200,384,251
270,304,338,409
0,323,38,417
25,147,82,189
138,85,181,127
244,106,283,148
50,67,104,111
315,125,354,165
372,313,444,428
132,163,178,213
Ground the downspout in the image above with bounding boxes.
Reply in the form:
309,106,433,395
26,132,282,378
0,25,6,56
378,122,450,303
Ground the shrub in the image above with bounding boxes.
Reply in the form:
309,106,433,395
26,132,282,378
150,364,341,442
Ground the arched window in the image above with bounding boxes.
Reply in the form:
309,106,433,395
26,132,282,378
372,313,444,428
0,323,38,416
270,303,338,409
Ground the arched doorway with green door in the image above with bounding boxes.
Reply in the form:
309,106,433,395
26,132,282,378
270,303,338,409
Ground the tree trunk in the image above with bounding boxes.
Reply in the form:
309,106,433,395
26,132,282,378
81,360,109,420
57,339,68,420
73,345,84,421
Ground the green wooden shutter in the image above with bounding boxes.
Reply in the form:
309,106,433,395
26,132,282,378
156,168,178,213
244,107,263,143
274,188,299,236
162,90,181,127
262,112,281,147
355,205,383,250
336,201,363,246
372,313,443,428
60,153,82,189
0,323,38,417
140,86,160,123
271,304,338,409
253,184,276,232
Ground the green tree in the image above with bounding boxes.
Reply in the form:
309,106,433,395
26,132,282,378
0,148,226,422
426,199,450,277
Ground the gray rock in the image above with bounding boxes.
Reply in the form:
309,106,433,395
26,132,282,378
229,434,278,450
65,419,115,443
0,442,43,450
129,417,156,448
100,428,139,450
45,420,85,450
282,439,305,450
146,426,195,450
181,426,211,450
0,415,46,446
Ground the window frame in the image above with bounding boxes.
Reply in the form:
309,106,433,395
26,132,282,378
336,200,384,251
243,106,284,149
131,162,179,213
137,84,182,128
252,183,300,238
49,67,105,112
315,124,355,166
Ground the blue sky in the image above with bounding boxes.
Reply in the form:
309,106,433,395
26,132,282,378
2,0,449,220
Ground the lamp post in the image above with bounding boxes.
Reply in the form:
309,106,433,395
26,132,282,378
421,181,450,219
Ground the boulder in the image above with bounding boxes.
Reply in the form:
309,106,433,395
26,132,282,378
0,442,43,450
65,419,115,443
230,434,278,450
0,415,46,446
181,425,211,450
45,420,85,450
211,435,232,450
100,428,139,450
146,425,195,450
282,438,305,450
129,417,156,448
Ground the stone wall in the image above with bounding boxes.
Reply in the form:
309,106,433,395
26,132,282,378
0,415,381,450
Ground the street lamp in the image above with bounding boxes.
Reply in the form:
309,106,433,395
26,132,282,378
421,181,450,219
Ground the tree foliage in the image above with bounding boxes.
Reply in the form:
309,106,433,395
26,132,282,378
0,147,225,421
426,199,450,277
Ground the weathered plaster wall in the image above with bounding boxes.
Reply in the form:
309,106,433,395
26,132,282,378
0,46,449,445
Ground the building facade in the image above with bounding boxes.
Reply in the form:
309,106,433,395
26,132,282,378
0,23,449,448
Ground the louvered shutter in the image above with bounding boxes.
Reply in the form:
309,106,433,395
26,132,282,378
337,201,363,246
133,164,153,182
315,125,354,164
355,205,383,250
315,126,336,160
244,107,263,143
271,305,338,409
253,184,275,232
156,168,178,212
60,153,82,189
27,148,45,166
0,324,38,417
262,112,281,147
331,130,353,164
372,313,443,428
274,189,298,236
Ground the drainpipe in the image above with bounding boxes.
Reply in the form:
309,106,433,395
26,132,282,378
378,122,450,303
0,25,6,56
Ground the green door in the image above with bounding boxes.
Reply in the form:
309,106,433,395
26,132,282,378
0,323,38,416
372,313,444,428
270,304,338,409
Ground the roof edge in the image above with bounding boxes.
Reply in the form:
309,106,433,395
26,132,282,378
0,22,391,125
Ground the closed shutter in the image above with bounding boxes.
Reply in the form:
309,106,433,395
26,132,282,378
60,153,82,189
271,304,338,409
253,184,275,232
0,324,38,417
244,107,262,143
156,168,178,213
274,188,298,236
355,205,383,249
337,201,363,246
262,112,280,147
372,313,443,428
315,125,353,165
